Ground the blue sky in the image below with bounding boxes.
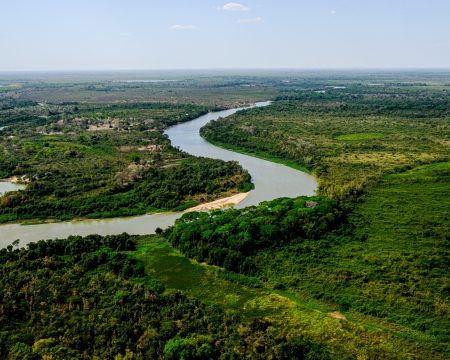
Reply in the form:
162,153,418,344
1,0,449,70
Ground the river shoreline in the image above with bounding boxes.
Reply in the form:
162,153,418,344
0,191,250,227
0,180,26,196
0,176,20,183
203,138,312,174
185,192,249,212
0,101,317,248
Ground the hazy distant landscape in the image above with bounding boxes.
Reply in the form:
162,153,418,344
1,0,450,359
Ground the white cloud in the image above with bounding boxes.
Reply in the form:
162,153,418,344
238,17,262,24
223,2,249,11
330,10,337,14
170,24,196,30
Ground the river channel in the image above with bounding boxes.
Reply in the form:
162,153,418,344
0,102,317,248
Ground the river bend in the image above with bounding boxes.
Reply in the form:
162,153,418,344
0,102,317,248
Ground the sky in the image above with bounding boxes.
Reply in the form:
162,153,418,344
1,0,449,71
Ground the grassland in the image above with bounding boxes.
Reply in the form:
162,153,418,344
335,132,385,141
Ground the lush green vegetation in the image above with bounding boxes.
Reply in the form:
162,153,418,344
1,228,447,359
201,85,450,199
165,197,343,272
167,81,448,356
261,163,450,339
335,132,384,141
1,72,449,358
0,103,252,223
165,162,450,356
134,235,446,359
0,234,331,359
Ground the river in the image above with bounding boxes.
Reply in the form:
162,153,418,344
0,102,317,248
0,182,25,196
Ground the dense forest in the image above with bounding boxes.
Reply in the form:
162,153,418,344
2,231,446,359
0,102,252,223
165,197,342,273
0,234,330,359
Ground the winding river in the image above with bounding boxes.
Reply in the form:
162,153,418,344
0,102,317,248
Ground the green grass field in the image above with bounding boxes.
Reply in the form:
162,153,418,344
133,237,268,314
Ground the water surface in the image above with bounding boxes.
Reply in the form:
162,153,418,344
0,182,25,195
166,102,317,208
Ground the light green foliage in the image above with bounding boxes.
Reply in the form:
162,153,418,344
336,132,384,141
202,83,450,199
0,84,21,92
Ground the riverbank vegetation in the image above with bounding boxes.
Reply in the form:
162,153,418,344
165,196,343,273
170,79,450,355
0,103,252,223
166,161,450,350
201,82,450,199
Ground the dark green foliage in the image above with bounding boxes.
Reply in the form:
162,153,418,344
0,98,37,111
0,234,329,359
0,156,250,221
163,335,216,360
165,197,342,273
275,88,450,118
0,233,137,263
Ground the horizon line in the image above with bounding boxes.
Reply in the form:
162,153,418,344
1,67,450,74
